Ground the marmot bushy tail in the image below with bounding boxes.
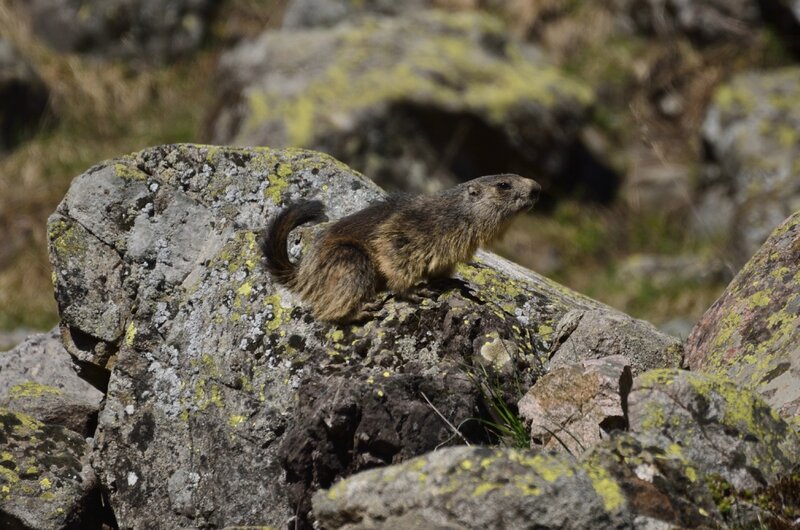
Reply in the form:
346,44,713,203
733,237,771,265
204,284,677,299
262,174,541,323
259,200,326,285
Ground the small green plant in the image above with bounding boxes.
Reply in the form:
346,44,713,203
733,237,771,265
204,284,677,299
467,362,531,449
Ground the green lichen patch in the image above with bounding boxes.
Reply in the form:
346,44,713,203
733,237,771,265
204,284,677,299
240,11,591,149
7,381,62,399
0,408,89,525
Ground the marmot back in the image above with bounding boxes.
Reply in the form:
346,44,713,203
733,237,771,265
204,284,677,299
260,174,541,323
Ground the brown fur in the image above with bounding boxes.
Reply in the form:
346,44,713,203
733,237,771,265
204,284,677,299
260,174,541,323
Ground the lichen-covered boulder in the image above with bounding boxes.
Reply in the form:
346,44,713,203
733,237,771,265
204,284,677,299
0,39,49,152
628,369,800,492
0,329,103,436
48,144,637,528
313,445,632,530
11,0,215,64
548,309,683,376
685,210,800,425
0,409,100,530
700,67,800,265
209,11,604,196
583,432,724,528
518,355,632,455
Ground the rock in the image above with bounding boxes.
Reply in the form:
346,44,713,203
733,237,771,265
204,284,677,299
313,445,632,530
618,0,761,44
0,39,49,152
12,0,215,64
0,328,35,352
0,328,103,436
548,309,683,376
628,369,800,492
209,11,610,197
314,369,800,529
685,210,800,425
583,432,724,528
701,67,800,265
48,144,615,528
518,355,632,455
0,409,100,530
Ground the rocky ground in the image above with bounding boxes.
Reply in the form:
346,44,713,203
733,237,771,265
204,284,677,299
1,144,798,529
0,0,799,529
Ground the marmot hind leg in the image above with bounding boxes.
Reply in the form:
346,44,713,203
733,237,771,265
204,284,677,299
309,242,379,323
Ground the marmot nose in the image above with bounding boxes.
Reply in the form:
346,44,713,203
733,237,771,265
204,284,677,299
529,180,542,203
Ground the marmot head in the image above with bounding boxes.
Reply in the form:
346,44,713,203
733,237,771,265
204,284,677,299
455,173,541,242
466,173,540,213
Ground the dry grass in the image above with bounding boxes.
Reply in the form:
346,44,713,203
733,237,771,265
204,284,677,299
0,2,218,329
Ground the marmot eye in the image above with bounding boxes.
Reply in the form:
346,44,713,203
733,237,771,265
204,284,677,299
496,182,511,191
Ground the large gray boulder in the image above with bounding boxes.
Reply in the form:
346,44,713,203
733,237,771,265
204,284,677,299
699,67,800,265
209,11,607,196
47,144,643,529
0,328,103,436
685,209,800,426
11,0,215,64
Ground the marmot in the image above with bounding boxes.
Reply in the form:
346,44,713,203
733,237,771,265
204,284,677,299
260,174,541,323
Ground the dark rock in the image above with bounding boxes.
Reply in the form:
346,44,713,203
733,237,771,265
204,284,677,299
209,11,611,198
700,67,800,265
12,0,216,64
0,328,103,436
0,409,99,530
548,309,683,376
685,209,800,426
758,0,800,55
48,144,614,528
519,355,632,456
0,39,49,152
618,0,762,44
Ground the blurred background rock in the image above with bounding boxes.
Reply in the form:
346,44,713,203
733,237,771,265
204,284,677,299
0,0,797,342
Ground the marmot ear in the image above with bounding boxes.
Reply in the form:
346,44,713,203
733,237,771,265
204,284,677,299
467,184,479,197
